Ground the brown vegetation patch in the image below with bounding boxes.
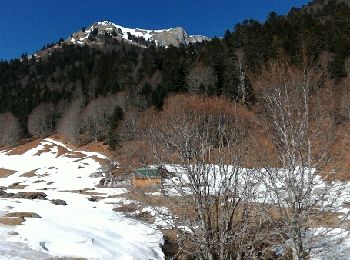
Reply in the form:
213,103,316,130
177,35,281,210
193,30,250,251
113,203,139,213
79,141,112,159
114,139,156,170
90,155,110,166
0,212,41,226
7,182,27,189
0,217,24,226
60,188,107,196
56,145,70,158
5,212,41,218
118,191,169,208
65,152,86,159
327,122,350,181
14,192,47,200
7,138,42,155
35,144,53,156
161,229,180,258
50,134,111,159
20,169,38,178
308,212,348,229
33,180,45,183
0,168,16,178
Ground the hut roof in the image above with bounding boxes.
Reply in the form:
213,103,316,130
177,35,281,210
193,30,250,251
134,168,162,179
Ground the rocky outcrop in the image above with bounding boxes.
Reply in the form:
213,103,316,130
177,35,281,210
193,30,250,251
150,27,208,47
14,192,47,200
51,199,67,206
98,172,131,188
68,21,209,48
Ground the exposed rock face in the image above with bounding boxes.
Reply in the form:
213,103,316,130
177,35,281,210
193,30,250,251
14,192,47,200
98,172,131,188
68,21,209,48
51,199,67,205
150,27,208,47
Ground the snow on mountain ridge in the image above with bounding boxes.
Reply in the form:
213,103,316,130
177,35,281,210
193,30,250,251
68,20,209,47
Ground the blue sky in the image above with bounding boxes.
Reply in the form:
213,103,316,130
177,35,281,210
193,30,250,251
0,0,310,60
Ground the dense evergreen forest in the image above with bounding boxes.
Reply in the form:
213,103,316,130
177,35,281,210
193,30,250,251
1,0,350,147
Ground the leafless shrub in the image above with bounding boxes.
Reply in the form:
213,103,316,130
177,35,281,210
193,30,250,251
0,112,21,146
28,103,56,137
148,95,264,259
254,60,350,259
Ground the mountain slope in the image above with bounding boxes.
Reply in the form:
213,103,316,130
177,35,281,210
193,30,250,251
1,0,350,149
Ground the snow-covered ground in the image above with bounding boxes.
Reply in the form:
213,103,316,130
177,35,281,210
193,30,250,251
2,139,350,259
160,164,350,259
0,139,164,260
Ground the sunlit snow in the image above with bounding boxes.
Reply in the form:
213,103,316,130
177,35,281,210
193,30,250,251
0,139,163,260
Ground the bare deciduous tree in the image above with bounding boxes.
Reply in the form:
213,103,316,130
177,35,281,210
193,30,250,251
148,95,264,259
186,65,218,94
339,80,350,121
0,112,21,146
254,60,350,260
57,99,82,144
28,103,56,137
81,97,116,142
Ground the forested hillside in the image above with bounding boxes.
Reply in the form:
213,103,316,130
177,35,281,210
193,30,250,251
0,0,350,148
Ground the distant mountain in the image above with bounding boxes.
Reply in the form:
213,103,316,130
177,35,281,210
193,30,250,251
67,21,209,48
33,21,209,59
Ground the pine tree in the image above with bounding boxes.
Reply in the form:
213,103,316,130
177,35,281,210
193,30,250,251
106,105,124,150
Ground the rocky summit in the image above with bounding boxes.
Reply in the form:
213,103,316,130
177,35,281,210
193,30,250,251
68,21,209,47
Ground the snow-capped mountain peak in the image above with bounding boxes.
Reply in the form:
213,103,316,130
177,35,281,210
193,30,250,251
68,20,209,47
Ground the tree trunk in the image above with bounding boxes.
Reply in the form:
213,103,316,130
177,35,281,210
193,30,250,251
292,232,304,260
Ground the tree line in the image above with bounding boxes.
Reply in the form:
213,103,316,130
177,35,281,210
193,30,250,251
0,0,350,148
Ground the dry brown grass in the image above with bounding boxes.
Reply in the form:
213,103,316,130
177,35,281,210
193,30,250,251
114,139,156,170
113,203,140,213
51,134,112,159
59,188,107,196
0,212,41,226
0,217,24,226
7,138,42,155
89,155,110,166
56,145,70,157
0,168,16,178
65,152,86,159
20,169,38,178
34,144,53,156
327,122,350,181
80,141,112,158
7,183,27,189
118,190,171,209
5,212,41,218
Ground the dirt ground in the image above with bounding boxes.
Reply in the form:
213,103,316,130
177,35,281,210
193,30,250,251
0,168,16,178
